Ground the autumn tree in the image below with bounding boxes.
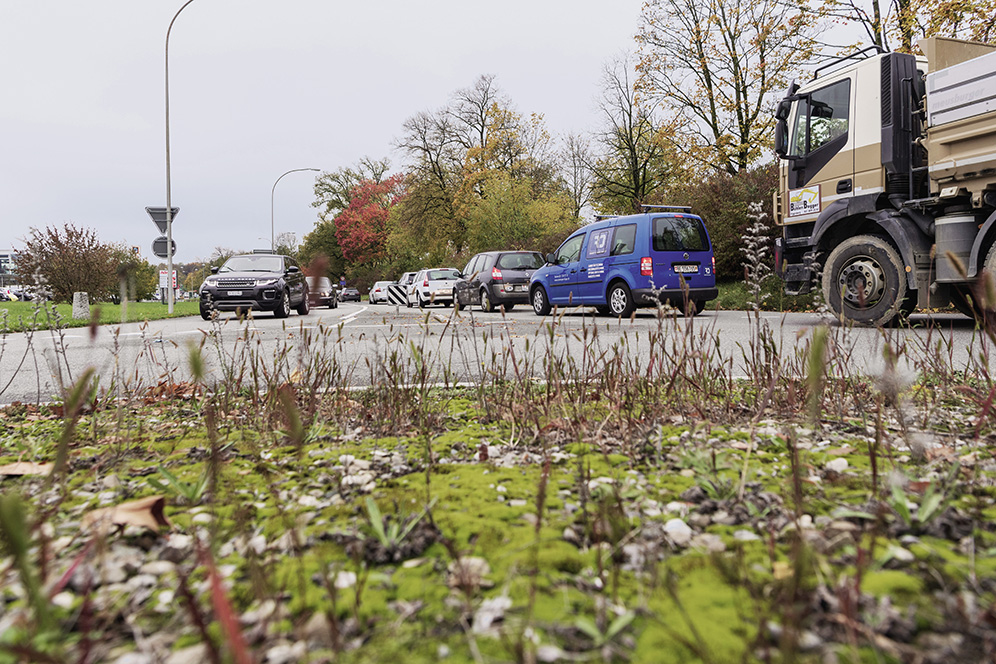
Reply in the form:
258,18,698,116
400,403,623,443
559,133,595,219
15,224,118,302
637,0,819,175
588,57,680,215
335,175,406,266
818,0,996,53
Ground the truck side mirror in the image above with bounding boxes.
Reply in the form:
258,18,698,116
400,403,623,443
774,118,788,158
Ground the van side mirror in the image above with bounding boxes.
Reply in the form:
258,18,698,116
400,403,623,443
546,253,556,264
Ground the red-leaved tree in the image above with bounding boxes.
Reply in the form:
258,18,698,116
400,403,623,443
334,175,406,266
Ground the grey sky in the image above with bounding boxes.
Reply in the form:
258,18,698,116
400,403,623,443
1,1,644,264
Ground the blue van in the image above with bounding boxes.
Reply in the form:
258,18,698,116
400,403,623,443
529,206,718,317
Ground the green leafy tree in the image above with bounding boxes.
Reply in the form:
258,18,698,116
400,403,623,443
15,224,117,302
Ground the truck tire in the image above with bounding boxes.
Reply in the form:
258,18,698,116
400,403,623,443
822,235,914,326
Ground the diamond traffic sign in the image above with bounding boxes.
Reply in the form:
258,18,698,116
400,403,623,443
152,236,176,259
145,207,179,234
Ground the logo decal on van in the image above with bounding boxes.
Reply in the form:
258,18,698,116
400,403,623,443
587,229,612,259
588,262,605,279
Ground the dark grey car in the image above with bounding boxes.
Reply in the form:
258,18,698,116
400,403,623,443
199,253,309,320
454,251,544,312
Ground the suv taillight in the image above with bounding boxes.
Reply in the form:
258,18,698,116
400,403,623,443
492,266,502,281
640,257,653,276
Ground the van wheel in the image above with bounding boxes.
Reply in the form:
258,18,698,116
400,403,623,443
595,305,611,316
531,286,551,316
822,235,913,326
607,282,635,317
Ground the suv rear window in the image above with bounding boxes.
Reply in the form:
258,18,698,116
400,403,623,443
496,253,543,270
652,216,709,252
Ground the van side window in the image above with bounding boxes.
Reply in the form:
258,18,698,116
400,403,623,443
610,224,637,256
556,235,584,265
653,216,708,252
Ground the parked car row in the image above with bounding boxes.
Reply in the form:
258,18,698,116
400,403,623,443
197,207,716,320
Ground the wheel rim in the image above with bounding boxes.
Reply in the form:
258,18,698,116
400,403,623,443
609,287,627,314
282,292,290,314
533,289,544,313
837,257,886,308
481,290,490,311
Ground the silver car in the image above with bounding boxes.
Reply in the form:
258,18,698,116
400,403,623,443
406,268,460,308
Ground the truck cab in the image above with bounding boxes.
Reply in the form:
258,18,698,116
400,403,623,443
773,38,996,326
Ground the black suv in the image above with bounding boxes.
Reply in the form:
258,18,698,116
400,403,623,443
454,251,544,312
199,253,309,320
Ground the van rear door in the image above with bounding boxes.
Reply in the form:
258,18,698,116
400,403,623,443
651,214,713,291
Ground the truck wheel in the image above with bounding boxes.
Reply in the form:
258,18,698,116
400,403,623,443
822,235,913,326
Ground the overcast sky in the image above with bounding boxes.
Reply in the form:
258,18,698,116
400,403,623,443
1,1,644,264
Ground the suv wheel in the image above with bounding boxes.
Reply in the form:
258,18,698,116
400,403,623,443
480,288,494,313
274,290,291,318
531,286,551,316
297,293,310,316
199,305,214,321
608,282,635,317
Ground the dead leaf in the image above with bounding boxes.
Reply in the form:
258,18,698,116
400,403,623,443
82,495,171,533
0,461,54,476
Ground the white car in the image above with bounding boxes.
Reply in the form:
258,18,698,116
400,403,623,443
369,281,392,304
406,268,460,308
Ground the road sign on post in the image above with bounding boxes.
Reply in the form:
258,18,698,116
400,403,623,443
152,236,177,259
145,207,179,234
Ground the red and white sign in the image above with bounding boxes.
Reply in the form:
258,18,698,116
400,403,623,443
158,270,177,288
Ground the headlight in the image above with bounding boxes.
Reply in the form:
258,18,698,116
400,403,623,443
256,278,279,286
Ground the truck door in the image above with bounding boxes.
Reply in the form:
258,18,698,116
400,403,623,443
783,77,855,225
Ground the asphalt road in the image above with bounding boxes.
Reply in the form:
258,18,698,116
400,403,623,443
0,302,988,405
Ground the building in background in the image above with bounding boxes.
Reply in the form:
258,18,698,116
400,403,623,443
0,249,15,287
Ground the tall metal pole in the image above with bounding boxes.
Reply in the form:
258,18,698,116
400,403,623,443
164,0,196,313
271,168,320,252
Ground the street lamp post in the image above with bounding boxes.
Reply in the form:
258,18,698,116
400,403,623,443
271,168,320,252
163,0,197,314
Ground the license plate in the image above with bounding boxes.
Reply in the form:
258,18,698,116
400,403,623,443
226,290,242,296
673,264,698,274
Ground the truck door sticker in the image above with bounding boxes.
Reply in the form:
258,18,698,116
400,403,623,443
587,229,612,259
788,185,821,217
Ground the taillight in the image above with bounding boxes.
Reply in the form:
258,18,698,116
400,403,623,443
712,255,716,277
423,278,429,287
492,266,503,281
640,257,653,276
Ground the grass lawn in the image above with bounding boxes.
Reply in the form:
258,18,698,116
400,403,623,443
0,300,201,332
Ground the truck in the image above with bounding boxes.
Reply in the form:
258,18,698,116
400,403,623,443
772,37,996,326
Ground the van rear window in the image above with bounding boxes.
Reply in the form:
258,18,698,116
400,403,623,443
652,216,709,252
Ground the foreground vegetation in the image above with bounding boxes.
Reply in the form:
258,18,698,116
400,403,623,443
1,293,995,663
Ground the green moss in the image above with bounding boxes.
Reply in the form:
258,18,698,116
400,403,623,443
861,570,923,598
